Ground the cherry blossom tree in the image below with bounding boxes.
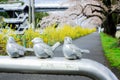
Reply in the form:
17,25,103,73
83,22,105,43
81,0,120,37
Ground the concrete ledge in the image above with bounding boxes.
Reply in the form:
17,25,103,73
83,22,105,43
0,56,118,80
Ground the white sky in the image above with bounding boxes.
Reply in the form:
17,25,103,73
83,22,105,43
19,0,69,7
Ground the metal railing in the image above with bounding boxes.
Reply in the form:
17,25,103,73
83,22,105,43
0,56,118,80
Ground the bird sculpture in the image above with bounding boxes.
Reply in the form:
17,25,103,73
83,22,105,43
6,36,33,58
32,38,60,58
63,37,90,60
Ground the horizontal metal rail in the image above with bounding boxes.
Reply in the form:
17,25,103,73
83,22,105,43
0,56,118,80
3,14,28,23
35,7,68,12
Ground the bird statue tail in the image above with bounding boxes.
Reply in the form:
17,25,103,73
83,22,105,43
52,42,61,51
25,48,34,52
81,49,90,54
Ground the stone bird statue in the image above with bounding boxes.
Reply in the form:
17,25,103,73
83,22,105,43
63,37,90,60
6,36,33,58
32,38,60,58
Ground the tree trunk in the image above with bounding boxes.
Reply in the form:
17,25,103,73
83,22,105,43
103,13,116,37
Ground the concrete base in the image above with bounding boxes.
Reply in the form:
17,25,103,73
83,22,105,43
0,56,118,80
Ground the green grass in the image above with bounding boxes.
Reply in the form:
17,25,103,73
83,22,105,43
100,33,120,70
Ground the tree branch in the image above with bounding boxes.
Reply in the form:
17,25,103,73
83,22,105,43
81,3,105,21
83,4,107,12
112,10,120,14
92,9,107,15
83,12,104,20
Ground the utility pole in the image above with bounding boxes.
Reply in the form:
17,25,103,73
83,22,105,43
31,0,35,31
29,0,31,24
29,0,35,31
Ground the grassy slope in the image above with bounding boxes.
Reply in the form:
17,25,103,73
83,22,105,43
100,33,120,70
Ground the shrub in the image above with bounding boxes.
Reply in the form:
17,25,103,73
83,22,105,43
0,24,96,55
35,12,49,28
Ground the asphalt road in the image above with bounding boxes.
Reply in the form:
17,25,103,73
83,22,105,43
0,32,107,80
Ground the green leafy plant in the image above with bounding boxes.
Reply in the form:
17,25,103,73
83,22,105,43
100,33,120,70
0,24,96,55
35,12,49,28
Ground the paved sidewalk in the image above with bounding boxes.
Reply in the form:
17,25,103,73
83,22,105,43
55,32,107,66
0,32,109,80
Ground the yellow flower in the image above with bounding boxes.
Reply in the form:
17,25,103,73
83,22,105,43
0,24,96,55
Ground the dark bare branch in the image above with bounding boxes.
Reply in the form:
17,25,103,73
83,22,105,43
110,0,120,13
83,12,103,20
83,4,107,12
80,3,105,21
112,10,120,14
92,9,107,15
